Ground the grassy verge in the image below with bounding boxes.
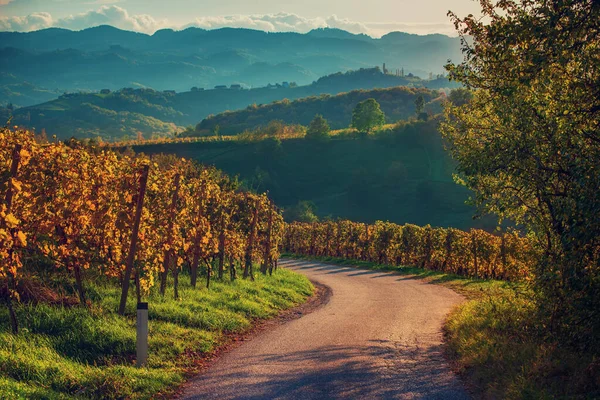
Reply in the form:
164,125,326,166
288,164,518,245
0,269,313,399
283,254,599,399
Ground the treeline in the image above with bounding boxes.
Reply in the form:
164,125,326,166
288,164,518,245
0,127,283,334
193,87,439,135
284,221,537,281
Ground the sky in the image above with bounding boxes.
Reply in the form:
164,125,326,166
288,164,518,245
0,0,482,37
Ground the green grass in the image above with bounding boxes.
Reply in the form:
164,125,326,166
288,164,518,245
283,254,599,399
0,269,313,399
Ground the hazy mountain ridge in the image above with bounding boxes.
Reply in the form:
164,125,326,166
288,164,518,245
0,25,462,105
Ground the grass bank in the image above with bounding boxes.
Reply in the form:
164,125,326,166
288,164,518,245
0,269,313,399
283,254,599,399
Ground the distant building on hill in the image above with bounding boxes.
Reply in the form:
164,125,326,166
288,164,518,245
215,85,227,90
230,84,242,90
163,90,176,95
100,89,111,94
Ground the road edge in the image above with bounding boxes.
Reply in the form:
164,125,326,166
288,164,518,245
171,271,332,399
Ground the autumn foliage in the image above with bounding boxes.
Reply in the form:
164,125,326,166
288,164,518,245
284,220,537,281
0,127,283,332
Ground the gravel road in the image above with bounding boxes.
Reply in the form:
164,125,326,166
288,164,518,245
180,259,469,399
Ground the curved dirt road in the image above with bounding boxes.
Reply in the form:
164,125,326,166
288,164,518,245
180,259,469,399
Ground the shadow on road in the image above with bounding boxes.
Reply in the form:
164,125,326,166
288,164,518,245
185,344,468,399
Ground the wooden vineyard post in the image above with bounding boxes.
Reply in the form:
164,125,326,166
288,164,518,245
190,182,206,288
160,174,181,296
243,197,259,280
118,164,149,316
261,198,273,275
217,210,226,280
3,144,22,334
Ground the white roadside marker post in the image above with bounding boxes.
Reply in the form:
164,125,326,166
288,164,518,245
137,302,148,367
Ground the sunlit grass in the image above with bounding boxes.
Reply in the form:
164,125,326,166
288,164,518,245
0,269,313,399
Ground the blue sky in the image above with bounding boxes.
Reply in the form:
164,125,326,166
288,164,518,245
0,0,482,36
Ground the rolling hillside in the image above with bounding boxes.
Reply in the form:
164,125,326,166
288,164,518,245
130,118,492,230
194,86,440,135
7,68,453,140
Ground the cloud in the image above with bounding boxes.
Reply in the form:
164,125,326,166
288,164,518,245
365,22,457,37
184,12,381,36
185,12,326,33
57,5,165,33
0,11,53,31
0,7,457,37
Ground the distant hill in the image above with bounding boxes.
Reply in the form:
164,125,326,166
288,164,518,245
0,25,463,104
0,73,61,108
7,68,457,140
194,86,440,135
128,118,494,231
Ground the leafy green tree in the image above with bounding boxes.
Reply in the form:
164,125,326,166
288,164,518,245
414,95,428,120
305,114,330,141
285,201,319,223
414,95,425,114
442,0,600,349
351,98,385,134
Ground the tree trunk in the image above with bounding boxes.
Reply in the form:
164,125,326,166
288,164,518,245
217,214,226,280
230,258,237,281
205,258,212,289
173,261,180,299
5,277,18,334
190,233,201,288
134,270,142,304
118,165,149,316
73,264,87,306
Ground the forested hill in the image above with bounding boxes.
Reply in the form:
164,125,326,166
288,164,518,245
6,68,453,140
193,86,440,135
132,118,491,230
0,25,462,104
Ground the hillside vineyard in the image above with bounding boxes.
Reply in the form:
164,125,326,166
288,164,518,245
0,127,283,332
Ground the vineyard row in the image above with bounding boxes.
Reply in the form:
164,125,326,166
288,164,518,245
284,221,538,281
1,127,284,333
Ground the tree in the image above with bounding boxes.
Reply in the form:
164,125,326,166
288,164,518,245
351,98,385,134
414,95,428,120
441,0,600,349
415,95,425,114
285,201,318,223
305,114,330,141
